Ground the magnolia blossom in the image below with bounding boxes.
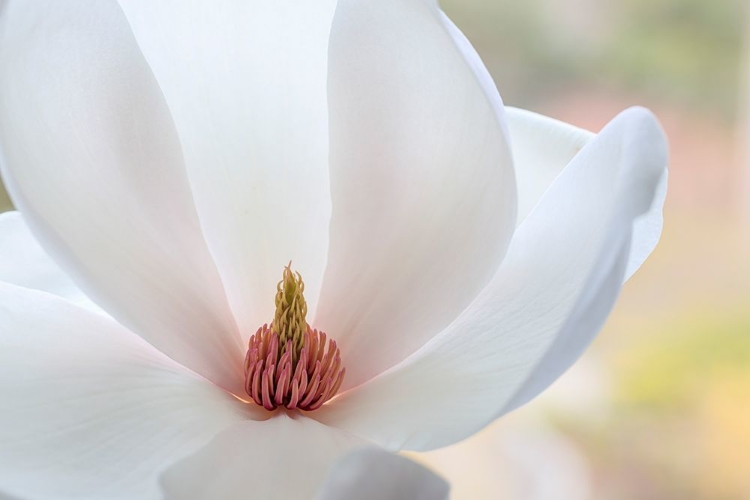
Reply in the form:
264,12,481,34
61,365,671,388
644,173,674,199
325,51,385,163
0,1,667,499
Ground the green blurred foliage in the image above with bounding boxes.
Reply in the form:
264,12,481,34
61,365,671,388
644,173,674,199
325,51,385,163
600,0,746,119
551,311,750,500
441,0,590,109
442,0,747,120
615,312,750,412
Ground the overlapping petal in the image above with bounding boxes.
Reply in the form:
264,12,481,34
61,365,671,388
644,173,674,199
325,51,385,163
0,212,99,312
117,0,338,339
315,107,668,450
0,283,251,500
505,107,667,277
316,449,449,500
0,0,245,393
161,418,448,499
160,415,363,500
505,108,594,224
314,0,517,389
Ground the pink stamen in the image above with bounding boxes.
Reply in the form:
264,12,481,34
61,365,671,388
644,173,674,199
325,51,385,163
244,324,345,411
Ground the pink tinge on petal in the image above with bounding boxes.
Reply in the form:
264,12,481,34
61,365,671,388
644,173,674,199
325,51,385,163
244,324,345,412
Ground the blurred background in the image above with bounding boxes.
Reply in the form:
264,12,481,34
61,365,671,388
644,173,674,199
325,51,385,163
1,1,748,498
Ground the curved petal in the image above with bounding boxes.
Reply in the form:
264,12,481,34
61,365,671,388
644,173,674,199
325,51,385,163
0,0,245,393
315,107,668,450
0,211,99,312
625,167,667,280
0,283,253,500
117,0,337,339
438,10,510,140
314,0,517,389
506,107,667,279
505,108,593,224
316,449,449,500
160,415,364,500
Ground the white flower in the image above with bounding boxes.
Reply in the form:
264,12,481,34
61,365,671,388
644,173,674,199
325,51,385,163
0,1,667,499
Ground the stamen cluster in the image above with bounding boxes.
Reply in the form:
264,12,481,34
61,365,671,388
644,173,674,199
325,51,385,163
244,324,345,411
243,264,345,411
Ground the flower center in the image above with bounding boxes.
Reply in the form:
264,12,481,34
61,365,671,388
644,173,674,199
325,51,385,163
243,264,345,411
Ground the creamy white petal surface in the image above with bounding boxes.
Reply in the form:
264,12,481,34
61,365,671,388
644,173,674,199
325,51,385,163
314,0,517,388
160,415,363,500
316,449,449,500
0,283,249,500
118,0,337,339
0,212,99,312
315,108,667,450
0,0,246,393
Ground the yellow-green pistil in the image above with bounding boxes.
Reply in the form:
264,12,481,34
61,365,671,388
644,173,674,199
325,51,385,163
272,263,307,362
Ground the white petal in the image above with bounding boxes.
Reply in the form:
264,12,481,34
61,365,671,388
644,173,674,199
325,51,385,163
625,167,667,280
0,283,252,500
117,1,337,339
0,1,245,393
0,211,99,312
314,0,517,388
315,107,667,450
0,490,20,500
160,415,363,500
506,107,667,279
316,449,449,500
505,108,593,224
438,10,511,140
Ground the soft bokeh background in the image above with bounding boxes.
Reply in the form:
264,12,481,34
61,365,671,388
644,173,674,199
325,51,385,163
1,1,748,498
